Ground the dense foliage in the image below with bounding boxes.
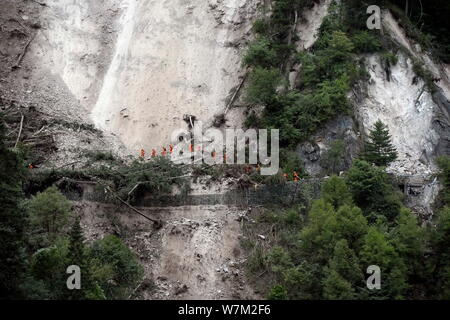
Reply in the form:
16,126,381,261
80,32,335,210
245,156,450,299
0,120,144,300
0,119,27,299
25,155,189,205
243,1,382,148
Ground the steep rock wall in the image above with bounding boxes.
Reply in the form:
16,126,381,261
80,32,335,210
90,0,260,152
6,0,261,155
356,11,450,177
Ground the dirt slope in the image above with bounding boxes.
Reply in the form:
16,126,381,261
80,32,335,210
76,202,258,300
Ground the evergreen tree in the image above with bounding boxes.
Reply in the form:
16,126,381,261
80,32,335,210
346,160,402,222
327,239,363,286
28,186,71,238
437,156,450,205
432,207,450,299
66,217,86,300
322,269,356,300
68,217,85,266
389,208,425,277
321,175,353,210
267,285,288,300
298,200,338,264
360,227,408,299
0,119,27,299
335,205,368,252
362,120,398,167
67,217,105,300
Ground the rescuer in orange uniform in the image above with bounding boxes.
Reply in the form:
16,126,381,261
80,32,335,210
151,149,157,157
140,149,145,158
293,171,300,182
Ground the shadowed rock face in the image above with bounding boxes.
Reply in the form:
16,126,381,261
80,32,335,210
432,90,450,157
297,116,361,177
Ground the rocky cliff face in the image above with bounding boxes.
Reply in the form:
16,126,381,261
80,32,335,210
294,5,450,179
6,1,448,177
2,0,450,300
30,0,260,153
287,4,450,216
357,12,450,177
1,0,262,163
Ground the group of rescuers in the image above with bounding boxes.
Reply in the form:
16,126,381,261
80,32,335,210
139,146,301,182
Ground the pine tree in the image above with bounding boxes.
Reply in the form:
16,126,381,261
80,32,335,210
390,208,425,277
346,160,402,222
0,119,27,299
321,175,353,209
327,239,363,286
28,186,71,237
432,207,450,299
360,227,408,299
362,120,398,167
67,217,107,300
322,269,356,300
66,217,86,300
68,217,85,267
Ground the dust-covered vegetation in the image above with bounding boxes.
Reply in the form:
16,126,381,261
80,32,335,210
24,155,190,205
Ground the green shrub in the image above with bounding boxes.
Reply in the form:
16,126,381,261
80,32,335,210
351,31,382,53
268,285,288,300
252,19,270,35
27,186,72,236
346,160,402,222
321,140,346,174
383,52,399,66
245,67,283,106
28,239,69,299
86,151,115,162
243,37,280,68
437,156,450,205
280,150,304,176
89,235,143,299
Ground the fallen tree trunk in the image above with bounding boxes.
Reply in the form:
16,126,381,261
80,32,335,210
14,111,24,148
12,32,36,69
224,70,249,115
106,186,163,229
